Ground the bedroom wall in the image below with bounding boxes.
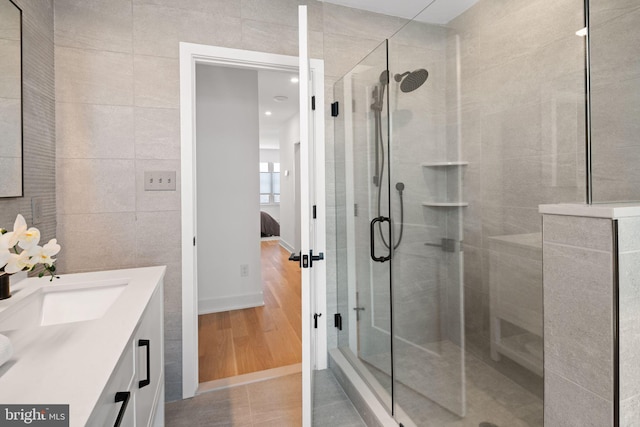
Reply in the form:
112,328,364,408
195,64,264,315
279,113,300,252
259,148,280,222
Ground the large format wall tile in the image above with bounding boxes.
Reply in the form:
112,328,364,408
54,0,133,53
135,210,181,265
322,3,403,41
57,212,137,272
545,370,612,427
57,158,136,214
133,0,240,17
56,103,135,159
133,55,179,108
241,20,298,57
132,4,243,58
55,46,133,105
619,217,640,253
543,214,613,252
544,241,613,400
134,107,180,160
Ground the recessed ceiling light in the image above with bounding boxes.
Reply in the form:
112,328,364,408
291,77,299,83
265,111,272,116
274,95,288,102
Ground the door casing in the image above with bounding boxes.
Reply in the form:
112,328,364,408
179,42,327,399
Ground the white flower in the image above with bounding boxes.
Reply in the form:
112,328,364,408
18,227,40,250
0,232,12,252
28,239,61,267
5,251,32,274
9,214,27,247
13,214,40,250
0,233,13,269
1,215,62,280
0,250,9,270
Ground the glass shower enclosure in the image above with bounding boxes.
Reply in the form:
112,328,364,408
333,0,585,425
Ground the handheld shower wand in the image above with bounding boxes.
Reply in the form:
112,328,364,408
370,68,428,253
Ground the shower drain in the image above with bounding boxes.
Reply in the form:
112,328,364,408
479,423,499,427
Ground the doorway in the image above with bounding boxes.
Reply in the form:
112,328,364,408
179,43,327,400
195,65,304,385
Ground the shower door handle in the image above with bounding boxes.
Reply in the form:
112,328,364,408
370,216,391,263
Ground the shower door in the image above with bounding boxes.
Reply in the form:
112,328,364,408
335,41,395,410
387,22,466,420
334,32,465,421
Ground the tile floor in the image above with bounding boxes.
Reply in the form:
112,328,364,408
362,344,543,427
165,370,366,426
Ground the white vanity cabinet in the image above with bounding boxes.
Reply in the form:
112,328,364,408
86,282,164,427
135,285,164,427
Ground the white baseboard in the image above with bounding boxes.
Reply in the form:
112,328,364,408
279,239,295,253
198,292,264,315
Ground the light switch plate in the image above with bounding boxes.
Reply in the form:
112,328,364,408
144,171,177,191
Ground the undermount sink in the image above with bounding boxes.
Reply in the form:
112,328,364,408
0,280,127,331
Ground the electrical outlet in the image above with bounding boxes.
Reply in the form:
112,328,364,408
240,264,249,277
144,171,177,191
31,197,43,225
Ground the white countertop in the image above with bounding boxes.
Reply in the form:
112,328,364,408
0,266,165,426
539,203,640,218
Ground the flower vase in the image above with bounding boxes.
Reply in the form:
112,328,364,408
0,274,10,300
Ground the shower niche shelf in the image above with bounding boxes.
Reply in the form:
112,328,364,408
421,160,468,208
422,201,468,207
421,161,469,167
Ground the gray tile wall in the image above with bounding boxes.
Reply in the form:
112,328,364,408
52,0,409,402
617,217,640,425
542,213,614,426
543,212,640,426
446,0,585,371
0,0,56,256
590,1,640,202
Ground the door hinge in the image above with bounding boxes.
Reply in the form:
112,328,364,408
193,236,196,246
314,313,322,329
311,96,316,111
313,205,317,219
354,203,358,217
331,101,339,117
334,313,342,330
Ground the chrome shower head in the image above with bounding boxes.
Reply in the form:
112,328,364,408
394,69,429,93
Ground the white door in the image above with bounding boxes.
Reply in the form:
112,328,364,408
299,5,326,426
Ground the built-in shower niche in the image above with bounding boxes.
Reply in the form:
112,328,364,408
420,161,468,207
488,232,543,376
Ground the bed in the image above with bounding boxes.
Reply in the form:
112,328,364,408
260,211,280,237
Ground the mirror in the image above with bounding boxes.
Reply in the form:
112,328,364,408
0,0,22,198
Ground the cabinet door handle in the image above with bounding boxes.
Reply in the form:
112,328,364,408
138,339,151,388
114,391,130,427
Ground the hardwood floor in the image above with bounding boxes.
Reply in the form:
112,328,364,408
198,240,302,382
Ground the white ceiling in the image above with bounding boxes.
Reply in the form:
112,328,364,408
319,0,479,24
258,70,299,150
